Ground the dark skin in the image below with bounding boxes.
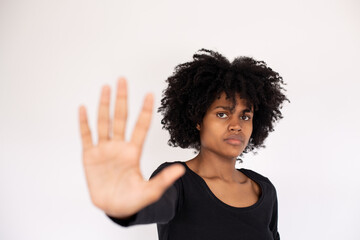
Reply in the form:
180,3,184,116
79,78,260,219
186,92,261,208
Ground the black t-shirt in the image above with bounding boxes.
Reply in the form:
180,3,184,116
108,161,280,240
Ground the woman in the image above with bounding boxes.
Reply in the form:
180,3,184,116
78,49,289,240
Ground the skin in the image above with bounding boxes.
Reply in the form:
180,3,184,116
186,92,261,207
79,78,185,219
79,79,260,219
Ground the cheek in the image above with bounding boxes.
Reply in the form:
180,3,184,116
244,124,253,142
199,125,221,147
248,124,253,135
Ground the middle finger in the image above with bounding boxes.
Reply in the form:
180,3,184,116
98,85,111,143
113,77,128,141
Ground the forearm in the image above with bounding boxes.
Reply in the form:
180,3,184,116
107,183,178,226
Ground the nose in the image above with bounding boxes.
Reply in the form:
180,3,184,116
229,126,241,132
229,120,241,132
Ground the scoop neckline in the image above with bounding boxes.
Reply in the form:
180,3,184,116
179,161,264,212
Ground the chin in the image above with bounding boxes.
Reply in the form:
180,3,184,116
222,150,243,160
225,145,244,155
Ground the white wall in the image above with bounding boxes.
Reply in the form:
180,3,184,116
1,0,359,239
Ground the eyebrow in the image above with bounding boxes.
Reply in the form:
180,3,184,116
213,106,253,113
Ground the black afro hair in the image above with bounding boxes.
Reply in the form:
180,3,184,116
158,49,290,156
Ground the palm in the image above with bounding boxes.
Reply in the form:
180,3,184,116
78,78,184,218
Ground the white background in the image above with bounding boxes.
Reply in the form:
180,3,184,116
1,0,359,239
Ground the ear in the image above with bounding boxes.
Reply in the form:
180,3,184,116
196,123,201,131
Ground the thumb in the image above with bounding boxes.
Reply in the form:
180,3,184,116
144,164,186,203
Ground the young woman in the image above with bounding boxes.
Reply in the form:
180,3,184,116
78,49,289,240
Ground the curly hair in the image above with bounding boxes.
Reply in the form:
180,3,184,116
158,49,289,156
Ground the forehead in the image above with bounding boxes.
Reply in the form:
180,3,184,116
209,92,253,110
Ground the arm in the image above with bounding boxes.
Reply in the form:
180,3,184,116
107,182,178,226
78,78,185,219
269,190,280,240
107,163,181,226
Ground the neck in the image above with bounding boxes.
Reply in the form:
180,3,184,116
188,150,240,182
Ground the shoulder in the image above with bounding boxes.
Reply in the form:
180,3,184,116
150,161,184,179
239,168,268,181
239,168,277,192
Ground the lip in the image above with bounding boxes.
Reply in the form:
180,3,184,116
224,135,244,146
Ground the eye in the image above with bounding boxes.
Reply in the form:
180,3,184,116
241,115,251,121
216,112,228,119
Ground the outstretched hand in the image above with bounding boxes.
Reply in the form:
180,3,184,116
78,78,185,218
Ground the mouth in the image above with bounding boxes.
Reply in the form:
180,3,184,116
224,135,244,146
